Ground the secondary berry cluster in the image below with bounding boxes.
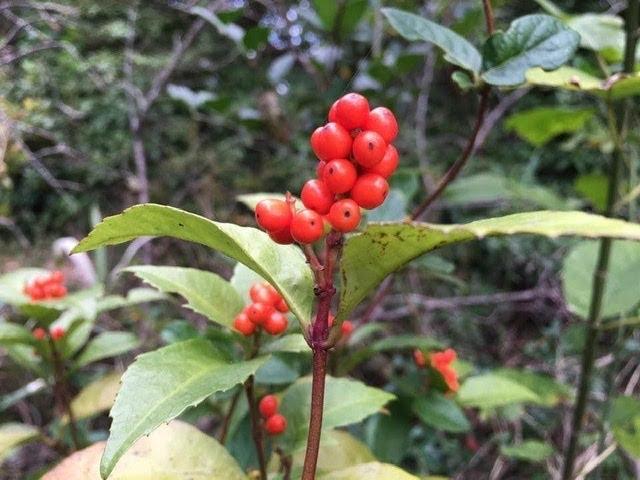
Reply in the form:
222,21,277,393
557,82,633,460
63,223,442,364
233,282,289,336
258,394,287,436
255,93,399,244
23,271,67,301
414,348,460,393
32,326,65,341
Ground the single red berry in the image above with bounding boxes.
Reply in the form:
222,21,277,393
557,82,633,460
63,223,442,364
323,159,357,194
366,144,398,179
327,199,361,232
50,284,67,298
275,298,289,313
50,270,64,284
265,413,287,435
32,327,46,341
259,395,279,418
365,107,398,143
413,349,427,368
43,282,58,299
234,313,256,336
334,93,370,130
310,123,352,162
250,283,280,305
316,160,327,179
328,100,339,123
264,311,288,335
50,326,65,341
352,130,387,168
246,302,275,325
269,227,294,245
29,286,45,301
290,209,324,244
35,275,49,288
255,199,293,232
341,320,354,337
301,179,334,215
350,173,389,209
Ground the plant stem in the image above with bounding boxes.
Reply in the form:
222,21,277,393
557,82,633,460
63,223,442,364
301,348,328,480
482,0,495,34
218,387,242,445
245,375,267,480
48,338,80,450
561,3,639,478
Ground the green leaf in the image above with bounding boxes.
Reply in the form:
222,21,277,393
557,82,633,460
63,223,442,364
95,288,167,312
337,211,640,321
243,26,270,50
567,13,624,56
458,374,540,409
364,404,412,464
381,8,482,74
125,266,243,328
504,107,594,147
532,0,567,18
261,334,309,354
0,268,47,306
279,376,395,450
73,332,139,369
500,440,553,462
563,240,640,319
100,338,267,478
575,173,609,212
320,463,419,480
68,372,121,421
71,204,314,328
481,14,580,86
412,392,470,433
313,0,368,36
494,368,570,406
611,396,640,458
0,322,34,346
526,67,640,99
0,423,40,464
43,421,248,480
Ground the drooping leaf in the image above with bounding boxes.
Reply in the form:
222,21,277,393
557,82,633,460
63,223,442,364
0,322,34,347
0,423,40,464
279,376,395,450
500,440,553,462
100,338,267,478
320,462,419,480
73,332,139,369
381,8,482,74
412,392,471,433
504,107,594,147
42,421,247,480
526,67,640,99
457,374,540,409
125,266,243,328
610,396,640,458
68,372,121,421
563,240,640,319
337,211,640,321
71,204,314,327
481,14,580,86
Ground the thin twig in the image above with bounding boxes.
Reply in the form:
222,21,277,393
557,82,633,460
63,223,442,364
482,0,495,35
245,375,267,480
218,388,242,445
48,338,80,450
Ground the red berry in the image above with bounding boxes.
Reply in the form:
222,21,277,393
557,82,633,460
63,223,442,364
269,227,294,245
328,100,339,123
290,209,324,244
352,130,387,168
255,199,292,232
310,123,352,162
50,284,67,298
50,270,64,284
323,159,357,194
301,179,334,215
316,161,327,179
365,107,398,143
413,349,427,368
246,302,275,325
275,298,289,313
259,395,279,418
341,320,354,337
50,326,65,341
250,283,280,305
350,173,389,209
264,311,288,335
366,144,398,179
334,93,370,130
327,199,361,232
265,413,287,435
234,313,256,336
32,327,46,341
29,286,45,301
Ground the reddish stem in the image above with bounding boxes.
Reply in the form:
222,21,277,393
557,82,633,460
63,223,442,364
245,375,267,480
301,348,329,480
48,338,80,450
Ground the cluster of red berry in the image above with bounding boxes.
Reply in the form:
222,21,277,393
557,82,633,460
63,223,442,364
23,271,67,301
233,282,289,336
255,93,399,244
414,348,459,393
258,394,287,436
32,326,65,341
